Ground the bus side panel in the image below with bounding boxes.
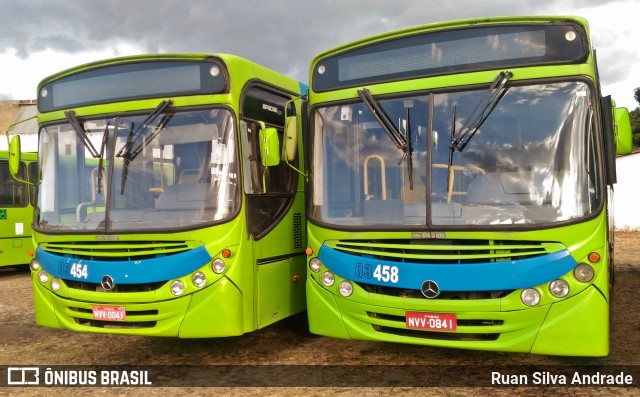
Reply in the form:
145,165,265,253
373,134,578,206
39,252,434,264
257,259,293,328
256,255,307,329
0,236,32,267
306,276,351,339
530,286,608,356
531,261,610,356
179,277,244,337
32,273,63,329
0,206,34,267
289,254,307,315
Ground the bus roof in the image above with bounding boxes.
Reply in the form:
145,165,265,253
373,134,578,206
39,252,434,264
309,15,592,93
311,15,590,66
37,53,305,115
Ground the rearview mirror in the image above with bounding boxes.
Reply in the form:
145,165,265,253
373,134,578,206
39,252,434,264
9,135,22,177
614,107,632,155
6,134,32,186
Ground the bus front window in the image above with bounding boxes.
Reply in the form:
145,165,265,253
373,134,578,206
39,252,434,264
310,81,599,228
36,108,240,232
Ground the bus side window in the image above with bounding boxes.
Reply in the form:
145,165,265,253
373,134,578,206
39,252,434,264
0,160,27,206
240,85,298,239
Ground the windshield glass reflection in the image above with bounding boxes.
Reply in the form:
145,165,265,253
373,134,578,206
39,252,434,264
37,108,239,232
311,81,599,227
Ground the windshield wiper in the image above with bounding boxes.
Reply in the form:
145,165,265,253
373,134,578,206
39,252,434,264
118,100,173,194
65,110,109,196
116,99,173,161
446,71,512,198
64,110,100,158
358,88,408,153
450,71,512,153
358,88,415,189
96,122,110,195
446,106,457,194
405,106,414,190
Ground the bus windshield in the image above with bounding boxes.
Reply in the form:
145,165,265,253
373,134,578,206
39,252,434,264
311,80,600,227
37,107,239,232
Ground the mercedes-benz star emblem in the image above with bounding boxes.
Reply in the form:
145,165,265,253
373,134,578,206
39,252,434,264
420,280,440,299
100,275,115,291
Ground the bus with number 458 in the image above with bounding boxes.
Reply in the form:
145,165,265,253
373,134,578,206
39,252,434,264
304,16,633,356
8,54,308,337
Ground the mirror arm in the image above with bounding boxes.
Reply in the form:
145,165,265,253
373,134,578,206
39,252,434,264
4,116,37,185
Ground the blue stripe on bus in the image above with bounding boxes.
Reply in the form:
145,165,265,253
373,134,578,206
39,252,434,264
317,245,578,291
299,82,309,95
36,246,212,284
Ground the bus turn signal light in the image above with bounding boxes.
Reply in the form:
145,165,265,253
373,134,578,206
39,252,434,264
588,252,600,263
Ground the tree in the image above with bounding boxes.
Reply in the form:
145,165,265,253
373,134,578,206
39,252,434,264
631,107,640,148
630,88,640,148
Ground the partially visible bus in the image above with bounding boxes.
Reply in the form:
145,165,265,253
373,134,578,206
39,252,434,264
305,16,633,356
9,54,308,337
0,150,37,267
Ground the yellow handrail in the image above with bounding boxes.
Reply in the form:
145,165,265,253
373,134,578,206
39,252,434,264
363,154,386,200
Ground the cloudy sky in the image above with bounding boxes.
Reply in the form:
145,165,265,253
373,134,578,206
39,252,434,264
1,0,639,109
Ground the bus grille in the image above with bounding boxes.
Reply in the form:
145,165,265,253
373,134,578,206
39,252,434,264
40,240,198,261
64,280,166,293
329,238,563,264
356,283,513,300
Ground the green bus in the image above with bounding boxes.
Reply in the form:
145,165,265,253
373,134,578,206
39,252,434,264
9,54,308,337
0,150,37,267
305,16,633,356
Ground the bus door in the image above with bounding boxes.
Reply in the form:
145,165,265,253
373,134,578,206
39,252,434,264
240,84,306,329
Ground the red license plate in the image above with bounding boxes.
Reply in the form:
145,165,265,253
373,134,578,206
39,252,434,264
406,311,457,331
92,305,126,322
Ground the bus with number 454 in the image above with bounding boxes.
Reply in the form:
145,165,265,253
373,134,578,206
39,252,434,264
304,16,633,356
8,54,308,337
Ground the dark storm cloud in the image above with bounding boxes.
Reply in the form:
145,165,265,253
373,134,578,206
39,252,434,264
0,0,549,80
0,0,632,84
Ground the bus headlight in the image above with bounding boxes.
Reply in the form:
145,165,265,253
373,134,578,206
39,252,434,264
38,270,49,284
212,259,226,274
51,278,61,292
321,271,335,287
521,288,540,307
30,258,41,272
192,272,206,288
338,281,353,297
170,280,185,296
574,263,594,283
309,258,322,273
549,279,569,298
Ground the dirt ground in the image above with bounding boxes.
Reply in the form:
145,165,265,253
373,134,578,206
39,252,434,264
1,231,639,396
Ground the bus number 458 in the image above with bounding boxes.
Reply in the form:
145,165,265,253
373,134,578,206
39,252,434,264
355,263,399,283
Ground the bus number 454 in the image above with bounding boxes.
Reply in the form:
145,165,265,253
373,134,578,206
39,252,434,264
355,263,399,283
69,263,89,279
